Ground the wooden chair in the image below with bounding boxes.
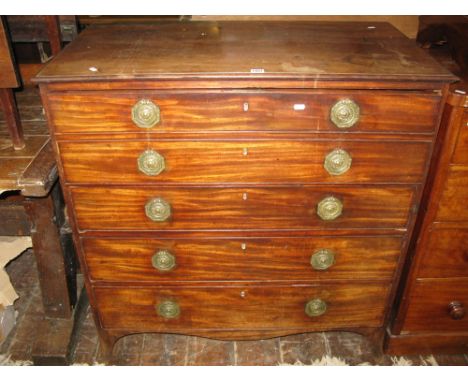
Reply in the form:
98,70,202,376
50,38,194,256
0,16,65,150
0,17,24,150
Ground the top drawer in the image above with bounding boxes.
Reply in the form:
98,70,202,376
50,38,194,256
45,90,441,135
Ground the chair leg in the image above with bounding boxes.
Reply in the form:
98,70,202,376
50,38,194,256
45,16,62,56
0,88,25,150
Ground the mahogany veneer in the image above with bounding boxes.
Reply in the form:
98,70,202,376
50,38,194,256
34,21,455,359
387,84,468,355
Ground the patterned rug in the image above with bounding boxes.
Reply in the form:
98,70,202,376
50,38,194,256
0,354,439,366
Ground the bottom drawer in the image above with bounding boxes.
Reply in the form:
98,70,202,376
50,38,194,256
403,279,468,332
94,283,389,332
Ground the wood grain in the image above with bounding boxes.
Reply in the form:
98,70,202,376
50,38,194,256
386,331,468,355
47,90,441,135
435,165,468,221
451,109,468,164
94,283,389,331
82,236,402,283
402,279,468,332
389,85,468,349
0,17,19,88
416,228,468,279
70,186,415,231
0,88,24,149
58,139,431,185
191,16,419,39
34,21,454,355
34,22,455,82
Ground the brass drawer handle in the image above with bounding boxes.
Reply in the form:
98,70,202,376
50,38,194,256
131,99,160,128
317,196,343,221
448,301,465,320
330,99,360,129
156,300,180,319
138,149,166,176
152,250,176,272
311,249,335,270
145,197,171,222
324,148,352,176
305,298,327,317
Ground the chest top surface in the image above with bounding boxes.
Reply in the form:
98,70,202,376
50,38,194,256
35,21,455,84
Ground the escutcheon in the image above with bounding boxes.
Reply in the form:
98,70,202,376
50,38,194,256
317,196,343,221
305,298,327,317
330,99,360,129
138,149,166,176
131,99,161,128
152,250,176,272
145,197,171,222
156,300,180,319
324,148,352,176
311,249,335,270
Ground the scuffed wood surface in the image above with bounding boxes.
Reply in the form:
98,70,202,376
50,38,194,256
35,22,455,83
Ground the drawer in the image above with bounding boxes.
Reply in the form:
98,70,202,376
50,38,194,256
451,109,468,164
403,279,468,332
71,186,414,231
59,140,430,185
436,166,468,222
47,91,441,135
94,283,389,331
82,236,402,282
417,228,468,279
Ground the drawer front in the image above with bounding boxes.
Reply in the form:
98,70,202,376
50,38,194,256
71,186,414,231
94,283,389,331
82,236,402,282
436,166,468,222
451,110,468,165
59,140,430,185
417,228,468,279
47,91,441,135
403,279,468,332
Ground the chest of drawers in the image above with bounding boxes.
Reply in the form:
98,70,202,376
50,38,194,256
387,83,468,354
34,21,455,358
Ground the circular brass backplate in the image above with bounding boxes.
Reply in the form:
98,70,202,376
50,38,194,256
317,196,343,221
145,197,171,222
305,298,327,317
324,148,352,176
311,249,335,271
138,149,166,176
152,250,176,272
131,99,161,128
330,99,360,129
156,300,180,319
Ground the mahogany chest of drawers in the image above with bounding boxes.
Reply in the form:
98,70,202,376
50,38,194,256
387,83,468,354
34,21,455,357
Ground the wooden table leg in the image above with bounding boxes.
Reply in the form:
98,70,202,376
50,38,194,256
23,181,77,319
32,287,88,366
0,88,24,150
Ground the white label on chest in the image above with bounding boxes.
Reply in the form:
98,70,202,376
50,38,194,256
293,104,306,111
250,68,265,73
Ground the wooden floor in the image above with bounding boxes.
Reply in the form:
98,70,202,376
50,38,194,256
1,87,468,365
